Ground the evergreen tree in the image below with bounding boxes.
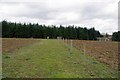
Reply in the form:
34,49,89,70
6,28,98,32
2,20,102,40
112,31,120,41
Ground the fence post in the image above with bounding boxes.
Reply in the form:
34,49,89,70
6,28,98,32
84,43,86,54
83,42,87,66
70,40,72,53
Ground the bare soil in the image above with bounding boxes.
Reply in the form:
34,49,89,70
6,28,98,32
2,38,40,53
65,40,119,70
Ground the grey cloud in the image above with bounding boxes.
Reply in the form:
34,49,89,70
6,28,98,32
81,2,116,20
0,0,118,34
0,2,54,20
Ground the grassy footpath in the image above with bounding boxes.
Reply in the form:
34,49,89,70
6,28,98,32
2,39,118,78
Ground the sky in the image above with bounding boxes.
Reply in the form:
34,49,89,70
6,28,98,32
0,0,119,34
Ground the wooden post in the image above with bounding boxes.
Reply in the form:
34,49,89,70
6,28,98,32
83,42,86,65
65,39,67,46
70,40,72,53
84,43,86,54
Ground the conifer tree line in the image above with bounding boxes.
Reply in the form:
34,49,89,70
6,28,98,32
2,20,120,41
1,20,105,40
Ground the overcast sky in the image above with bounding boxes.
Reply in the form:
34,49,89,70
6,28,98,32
0,0,119,34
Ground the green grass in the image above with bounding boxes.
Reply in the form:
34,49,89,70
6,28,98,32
2,39,118,78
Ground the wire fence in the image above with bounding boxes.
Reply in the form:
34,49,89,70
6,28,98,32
64,39,118,70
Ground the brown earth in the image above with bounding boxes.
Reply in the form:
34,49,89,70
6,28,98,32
2,38,40,53
65,40,119,70
1,38,119,70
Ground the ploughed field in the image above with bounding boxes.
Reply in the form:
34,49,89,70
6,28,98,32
2,38,118,78
65,40,119,70
2,38,40,53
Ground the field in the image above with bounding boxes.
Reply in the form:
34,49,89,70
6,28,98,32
2,38,119,78
2,38,40,53
65,40,119,70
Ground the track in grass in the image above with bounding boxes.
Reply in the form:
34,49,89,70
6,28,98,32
2,39,118,78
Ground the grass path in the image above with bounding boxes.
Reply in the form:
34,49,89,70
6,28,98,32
2,39,118,78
